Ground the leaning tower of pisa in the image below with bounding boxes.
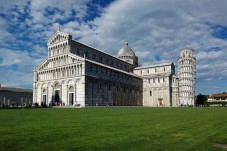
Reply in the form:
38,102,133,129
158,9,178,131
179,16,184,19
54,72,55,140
178,48,196,106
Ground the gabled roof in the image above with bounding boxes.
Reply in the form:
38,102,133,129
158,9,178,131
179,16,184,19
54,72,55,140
48,30,71,45
34,58,48,71
34,53,85,72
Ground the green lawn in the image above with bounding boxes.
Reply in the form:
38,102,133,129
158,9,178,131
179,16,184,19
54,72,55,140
0,107,227,151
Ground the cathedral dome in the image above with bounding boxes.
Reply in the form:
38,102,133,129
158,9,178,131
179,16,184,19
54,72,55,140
117,42,135,57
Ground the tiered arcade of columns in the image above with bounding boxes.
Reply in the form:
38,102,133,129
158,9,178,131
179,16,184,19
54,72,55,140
178,48,196,106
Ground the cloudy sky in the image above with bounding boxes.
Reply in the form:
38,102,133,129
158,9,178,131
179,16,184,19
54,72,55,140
0,0,227,95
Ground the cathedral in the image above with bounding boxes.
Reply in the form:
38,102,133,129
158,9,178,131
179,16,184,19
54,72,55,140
33,28,196,107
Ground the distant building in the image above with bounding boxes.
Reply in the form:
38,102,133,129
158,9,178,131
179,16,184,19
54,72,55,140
0,84,33,107
207,93,227,103
33,28,196,107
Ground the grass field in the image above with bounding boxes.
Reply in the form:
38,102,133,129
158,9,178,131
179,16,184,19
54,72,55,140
0,107,227,151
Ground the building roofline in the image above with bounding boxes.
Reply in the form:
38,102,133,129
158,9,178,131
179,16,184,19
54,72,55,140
180,47,194,52
33,58,48,71
47,31,71,44
208,93,227,97
134,62,173,70
85,59,141,78
70,39,133,66
0,87,33,93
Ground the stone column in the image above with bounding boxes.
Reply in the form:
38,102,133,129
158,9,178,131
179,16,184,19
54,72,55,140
52,85,54,106
74,83,77,105
60,84,62,106
66,85,68,105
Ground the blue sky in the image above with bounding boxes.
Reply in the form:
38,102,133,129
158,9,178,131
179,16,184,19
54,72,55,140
0,0,227,95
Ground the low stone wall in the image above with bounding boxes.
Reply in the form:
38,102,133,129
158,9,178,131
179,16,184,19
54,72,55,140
0,90,33,107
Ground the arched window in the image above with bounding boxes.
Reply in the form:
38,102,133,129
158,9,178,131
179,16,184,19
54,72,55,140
68,86,75,106
69,86,74,92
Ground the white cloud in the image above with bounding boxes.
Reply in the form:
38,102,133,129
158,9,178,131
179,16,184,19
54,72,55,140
196,50,223,60
0,1,29,13
0,48,44,88
29,0,91,23
0,18,15,44
0,48,27,66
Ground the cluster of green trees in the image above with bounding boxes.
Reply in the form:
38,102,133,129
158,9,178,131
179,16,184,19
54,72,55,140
195,94,208,106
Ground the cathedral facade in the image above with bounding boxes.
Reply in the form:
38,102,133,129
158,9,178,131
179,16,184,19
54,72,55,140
33,29,196,107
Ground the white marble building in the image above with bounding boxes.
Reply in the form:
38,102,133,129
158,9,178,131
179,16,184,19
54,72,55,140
178,48,196,106
134,63,179,106
33,28,196,107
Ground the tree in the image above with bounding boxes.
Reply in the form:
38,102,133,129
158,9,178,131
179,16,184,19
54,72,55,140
196,94,207,105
